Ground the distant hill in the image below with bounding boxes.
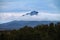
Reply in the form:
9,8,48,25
0,21,58,30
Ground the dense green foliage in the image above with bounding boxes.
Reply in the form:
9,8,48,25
0,22,60,40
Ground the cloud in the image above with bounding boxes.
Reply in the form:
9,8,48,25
0,12,60,24
0,12,25,23
0,0,60,24
22,11,38,16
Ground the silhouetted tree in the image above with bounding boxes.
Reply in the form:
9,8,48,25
0,22,60,40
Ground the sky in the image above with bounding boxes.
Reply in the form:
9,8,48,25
0,0,60,24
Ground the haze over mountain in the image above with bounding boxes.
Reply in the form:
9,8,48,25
0,21,58,30
0,11,60,30
0,0,60,30
0,11,60,24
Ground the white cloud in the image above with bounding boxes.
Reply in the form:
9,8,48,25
21,12,60,21
0,12,60,24
0,12,26,23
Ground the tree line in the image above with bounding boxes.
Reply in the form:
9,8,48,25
0,22,60,40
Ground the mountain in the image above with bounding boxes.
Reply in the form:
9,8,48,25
0,21,58,30
22,11,38,16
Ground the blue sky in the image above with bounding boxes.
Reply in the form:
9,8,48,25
0,0,60,13
0,0,60,24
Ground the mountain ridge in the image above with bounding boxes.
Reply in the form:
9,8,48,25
0,21,59,30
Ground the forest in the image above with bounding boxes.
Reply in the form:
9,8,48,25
0,22,60,40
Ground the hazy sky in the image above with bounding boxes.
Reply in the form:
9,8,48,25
0,0,60,24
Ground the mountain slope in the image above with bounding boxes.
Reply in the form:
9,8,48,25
0,21,58,30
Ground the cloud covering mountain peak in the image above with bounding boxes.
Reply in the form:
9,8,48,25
22,11,38,16
0,11,60,24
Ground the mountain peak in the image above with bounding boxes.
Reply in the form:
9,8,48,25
22,11,38,16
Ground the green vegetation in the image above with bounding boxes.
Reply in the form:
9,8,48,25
0,22,60,40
